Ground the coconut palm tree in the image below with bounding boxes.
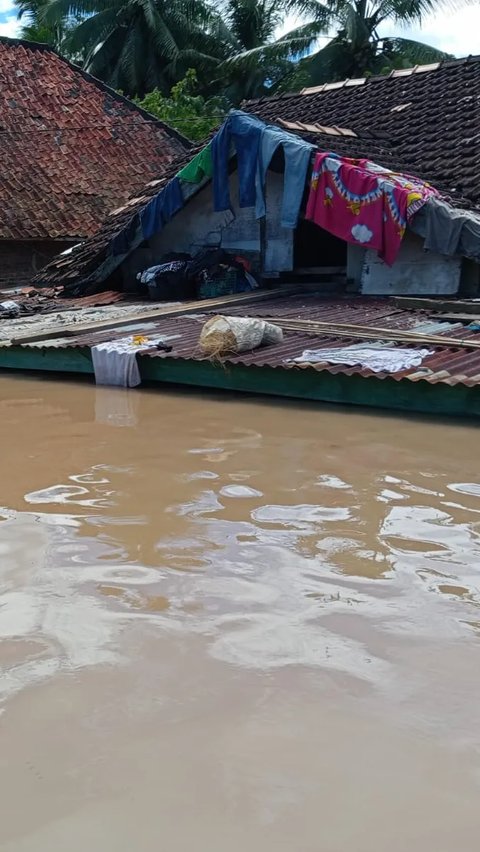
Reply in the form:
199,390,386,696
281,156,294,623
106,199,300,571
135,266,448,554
289,0,454,88
17,0,78,52
22,0,225,97
15,0,330,100
211,0,330,100
16,0,330,100
15,0,458,102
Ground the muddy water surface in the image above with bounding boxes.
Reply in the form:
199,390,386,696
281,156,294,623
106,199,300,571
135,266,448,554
1,376,480,851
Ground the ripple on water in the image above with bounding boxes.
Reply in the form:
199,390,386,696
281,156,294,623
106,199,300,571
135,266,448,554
183,470,219,481
167,490,224,517
24,484,113,509
220,485,263,498
252,504,351,524
317,474,352,490
3,405,480,721
448,482,480,498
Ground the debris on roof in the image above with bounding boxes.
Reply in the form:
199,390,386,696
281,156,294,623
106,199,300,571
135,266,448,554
11,293,480,396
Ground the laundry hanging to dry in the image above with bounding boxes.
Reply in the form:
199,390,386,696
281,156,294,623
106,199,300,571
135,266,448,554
305,153,438,265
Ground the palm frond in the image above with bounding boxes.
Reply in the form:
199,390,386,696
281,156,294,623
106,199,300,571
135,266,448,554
372,0,473,25
280,18,329,40
64,8,119,52
380,35,453,63
137,0,180,60
41,0,121,24
282,0,333,24
218,31,321,72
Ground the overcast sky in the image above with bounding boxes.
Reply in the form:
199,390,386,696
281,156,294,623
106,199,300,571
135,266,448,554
0,2,479,58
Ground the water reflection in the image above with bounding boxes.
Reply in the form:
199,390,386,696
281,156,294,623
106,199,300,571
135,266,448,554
0,380,480,707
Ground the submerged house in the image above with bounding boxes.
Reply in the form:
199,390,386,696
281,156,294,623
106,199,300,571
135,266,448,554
37,56,480,299
0,36,188,287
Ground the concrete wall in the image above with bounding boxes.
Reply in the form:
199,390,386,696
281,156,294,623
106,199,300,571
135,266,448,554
346,243,365,289
121,171,294,288
264,173,294,275
361,230,461,296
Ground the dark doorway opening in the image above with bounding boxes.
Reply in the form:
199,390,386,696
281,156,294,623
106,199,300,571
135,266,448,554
294,219,347,270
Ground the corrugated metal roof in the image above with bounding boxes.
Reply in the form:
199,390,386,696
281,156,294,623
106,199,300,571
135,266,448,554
18,294,480,389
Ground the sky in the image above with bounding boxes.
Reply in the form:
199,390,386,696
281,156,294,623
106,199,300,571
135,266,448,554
378,6,480,56
0,2,479,57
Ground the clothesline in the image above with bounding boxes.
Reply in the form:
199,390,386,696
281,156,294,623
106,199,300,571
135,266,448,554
106,109,477,275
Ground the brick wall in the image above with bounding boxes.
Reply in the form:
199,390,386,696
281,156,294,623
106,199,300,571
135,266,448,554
0,240,76,290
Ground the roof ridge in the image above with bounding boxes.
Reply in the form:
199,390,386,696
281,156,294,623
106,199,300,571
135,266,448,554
0,35,192,149
0,35,51,51
243,54,480,105
299,54,480,96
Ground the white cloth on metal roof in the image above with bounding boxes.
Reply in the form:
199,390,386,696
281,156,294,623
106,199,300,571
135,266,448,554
92,334,178,387
290,344,433,373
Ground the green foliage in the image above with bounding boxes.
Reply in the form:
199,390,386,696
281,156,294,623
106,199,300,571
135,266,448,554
14,0,464,105
17,0,84,56
20,0,225,98
134,69,227,141
211,0,330,101
295,0,455,88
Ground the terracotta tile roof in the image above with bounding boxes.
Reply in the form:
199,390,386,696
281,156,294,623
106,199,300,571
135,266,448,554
0,36,189,240
245,56,480,207
34,142,202,293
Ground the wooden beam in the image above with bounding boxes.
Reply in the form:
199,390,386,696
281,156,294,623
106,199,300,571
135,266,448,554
427,313,480,325
6,285,304,347
293,266,346,275
392,296,480,314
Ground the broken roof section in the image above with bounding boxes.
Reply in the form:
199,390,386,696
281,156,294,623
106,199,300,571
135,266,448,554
34,141,201,292
0,36,189,241
245,56,480,207
34,110,417,292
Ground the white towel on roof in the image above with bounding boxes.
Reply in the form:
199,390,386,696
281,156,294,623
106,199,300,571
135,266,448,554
290,344,433,374
91,335,178,387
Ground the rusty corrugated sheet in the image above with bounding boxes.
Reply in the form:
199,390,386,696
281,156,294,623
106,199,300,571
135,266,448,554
18,295,480,388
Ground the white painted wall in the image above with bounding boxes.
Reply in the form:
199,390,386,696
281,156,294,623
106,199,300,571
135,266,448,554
149,173,251,257
361,230,461,296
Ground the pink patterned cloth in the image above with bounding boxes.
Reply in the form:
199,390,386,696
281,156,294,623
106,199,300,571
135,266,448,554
305,153,438,265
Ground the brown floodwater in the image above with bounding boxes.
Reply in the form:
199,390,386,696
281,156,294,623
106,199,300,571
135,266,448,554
0,375,480,851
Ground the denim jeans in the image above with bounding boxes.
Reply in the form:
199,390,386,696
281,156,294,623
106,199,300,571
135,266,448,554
212,110,264,211
140,177,184,241
255,127,314,228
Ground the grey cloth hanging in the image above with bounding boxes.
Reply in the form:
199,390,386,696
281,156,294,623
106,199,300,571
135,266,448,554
411,196,480,260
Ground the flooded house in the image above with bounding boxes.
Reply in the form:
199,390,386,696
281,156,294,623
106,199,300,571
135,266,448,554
0,36,189,288
35,55,480,299
3,56,480,417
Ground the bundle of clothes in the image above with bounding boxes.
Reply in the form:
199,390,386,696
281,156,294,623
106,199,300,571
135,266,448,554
136,248,258,302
